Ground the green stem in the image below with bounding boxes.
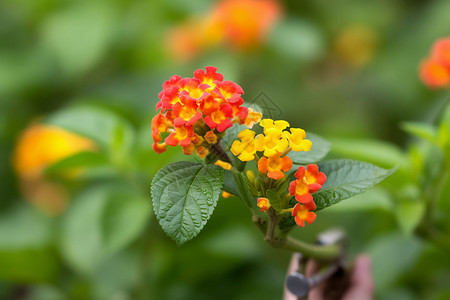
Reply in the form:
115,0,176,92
285,236,341,262
265,209,277,242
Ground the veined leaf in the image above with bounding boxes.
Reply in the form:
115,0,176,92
288,133,331,164
314,159,396,211
151,161,224,245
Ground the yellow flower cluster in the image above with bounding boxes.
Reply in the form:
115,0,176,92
231,119,312,162
230,118,312,180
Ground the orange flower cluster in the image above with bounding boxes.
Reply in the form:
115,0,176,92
167,0,282,60
289,164,326,227
420,37,450,88
152,66,250,157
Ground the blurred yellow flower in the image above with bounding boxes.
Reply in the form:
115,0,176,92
13,123,96,179
334,25,378,67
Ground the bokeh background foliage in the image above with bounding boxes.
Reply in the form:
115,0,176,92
1,0,450,299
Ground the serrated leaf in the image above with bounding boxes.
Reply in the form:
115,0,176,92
151,161,224,245
288,133,331,164
314,159,396,211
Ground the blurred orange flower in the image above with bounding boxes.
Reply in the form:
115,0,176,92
205,0,282,50
166,0,282,60
420,37,450,89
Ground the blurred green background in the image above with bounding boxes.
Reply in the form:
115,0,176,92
1,0,450,299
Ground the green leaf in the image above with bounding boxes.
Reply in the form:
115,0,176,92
396,201,425,236
44,105,135,155
61,184,150,274
266,189,283,211
45,151,108,175
314,159,396,211
223,170,240,197
329,138,406,170
288,133,331,164
41,2,117,76
401,121,438,144
0,204,58,282
151,161,224,245
367,233,422,290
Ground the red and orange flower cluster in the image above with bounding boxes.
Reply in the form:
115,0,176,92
256,164,326,228
420,37,450,89
289,164,326,227
152,66,256,158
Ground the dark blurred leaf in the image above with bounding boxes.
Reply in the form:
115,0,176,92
288,133,331,164
0,204,57,282
314,159,396,211
368,233,422,290
151,161,224,245
266,189,282,211
61,184,150,274
223,170,240,197
45,151,108,175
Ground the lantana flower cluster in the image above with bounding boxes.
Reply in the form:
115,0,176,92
420,37,450,89
152,67,327,229
152,66,259,158
231,118,326,228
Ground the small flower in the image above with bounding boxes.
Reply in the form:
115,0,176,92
292,202,316,227
195,146,209,158
152,142,167,154
258,152,293,180
204,103,234,132
204,130,218,144
230,129,264,161
257,197,271,212
289,164,326,205
260,131,289,157
259,119,290,135
165,124,194,147
214,160,232,170
244,108,262,128
172,99,203,126
182,143,195,155
282,128,312,152
194,66,224,86
222,191,234,198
